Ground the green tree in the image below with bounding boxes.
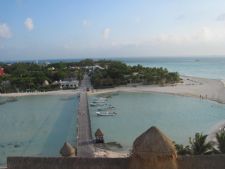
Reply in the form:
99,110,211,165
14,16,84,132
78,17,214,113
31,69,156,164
78,59,94,66
189,133,212,155
216,130,225,153
174,143,191,155
107,61,129,79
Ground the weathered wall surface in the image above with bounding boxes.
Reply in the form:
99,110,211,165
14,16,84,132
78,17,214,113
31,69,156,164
177,155,225,169
7,157,129,169
7,155,225,169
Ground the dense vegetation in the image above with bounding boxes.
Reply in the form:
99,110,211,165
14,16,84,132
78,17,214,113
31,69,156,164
91,60,180,88
0,61,85,93
0,59,180,92
174,130,225,155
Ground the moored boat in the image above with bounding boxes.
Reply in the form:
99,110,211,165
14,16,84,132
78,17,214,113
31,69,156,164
97,105,115,111
96,111,117,116
90,103,97,106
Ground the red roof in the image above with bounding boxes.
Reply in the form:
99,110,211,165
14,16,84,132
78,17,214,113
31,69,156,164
0,67,4,77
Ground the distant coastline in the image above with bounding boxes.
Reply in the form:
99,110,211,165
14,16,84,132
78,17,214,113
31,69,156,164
3,57,225,80
2,75,225,105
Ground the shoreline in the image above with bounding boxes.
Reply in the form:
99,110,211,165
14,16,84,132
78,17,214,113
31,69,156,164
88,75,225,104
1,76,225,104
0,89,79,97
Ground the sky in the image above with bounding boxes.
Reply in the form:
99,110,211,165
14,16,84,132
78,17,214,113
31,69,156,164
1,0,225,60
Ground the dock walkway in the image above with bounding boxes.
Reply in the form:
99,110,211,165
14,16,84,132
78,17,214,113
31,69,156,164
77,74,94,157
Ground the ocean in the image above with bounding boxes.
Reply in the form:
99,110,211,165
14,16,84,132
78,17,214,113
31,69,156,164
0,95,77,165
122,57,225,80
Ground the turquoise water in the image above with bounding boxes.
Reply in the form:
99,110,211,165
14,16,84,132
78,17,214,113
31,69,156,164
1,56,225,164
0,95,77,165
122,57,225,80
90,92,225,151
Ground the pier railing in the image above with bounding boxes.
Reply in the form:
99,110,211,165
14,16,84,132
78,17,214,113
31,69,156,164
85,92,92,140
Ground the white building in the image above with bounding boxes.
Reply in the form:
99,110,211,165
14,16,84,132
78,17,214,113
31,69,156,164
59,80,79,89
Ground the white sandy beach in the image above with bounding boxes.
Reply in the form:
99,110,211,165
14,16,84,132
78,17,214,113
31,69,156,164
89,76,225,104
94,148,129,158
0,89,79,97
2,76,225,104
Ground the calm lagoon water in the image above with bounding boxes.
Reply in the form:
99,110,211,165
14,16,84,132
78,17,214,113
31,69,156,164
0,95,77,165
90,92,225,151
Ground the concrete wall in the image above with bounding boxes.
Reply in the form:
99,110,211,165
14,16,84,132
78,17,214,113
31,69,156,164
7,155,225,169
7,157,129,169
177,155,225,169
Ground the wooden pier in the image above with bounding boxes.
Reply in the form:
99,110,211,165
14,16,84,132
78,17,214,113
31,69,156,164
77,74,94,157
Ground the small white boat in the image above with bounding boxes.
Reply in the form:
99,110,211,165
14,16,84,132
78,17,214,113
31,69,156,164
92,100,106,104
96,111,117,116
90,103,97,106
97,106,115,111
93,97,107,103
97,107,106,111
98,97,107,101
108,105,115,109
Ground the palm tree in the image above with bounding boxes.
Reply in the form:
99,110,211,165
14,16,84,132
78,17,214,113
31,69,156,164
216,130,225,153
189,133,212,155
174,143,191,155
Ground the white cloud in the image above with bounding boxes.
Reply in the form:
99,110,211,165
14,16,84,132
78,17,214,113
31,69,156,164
24,17,34,31
102,28,111,39
193,27,214,41
104,25,225,56
136,26,225,46
176,14,186,21
0,23,12,39
82,19,91,28
217,13,225,21
109,27,223,49
135,17,141,23
51,25,225,57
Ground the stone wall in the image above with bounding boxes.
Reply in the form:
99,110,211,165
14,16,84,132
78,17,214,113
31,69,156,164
177,155,225,169
6,127,225,169
7,157,129,169
7,155,225,169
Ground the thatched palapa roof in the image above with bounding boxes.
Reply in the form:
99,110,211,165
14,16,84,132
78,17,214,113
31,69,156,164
60,142,76,157
95,128,104,137
132,126,176,158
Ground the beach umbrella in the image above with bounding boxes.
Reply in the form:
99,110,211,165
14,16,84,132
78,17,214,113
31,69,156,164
132,126,176,158
95,128,104,143
130,126,177,169
95,128,104,137
60,142,76,157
